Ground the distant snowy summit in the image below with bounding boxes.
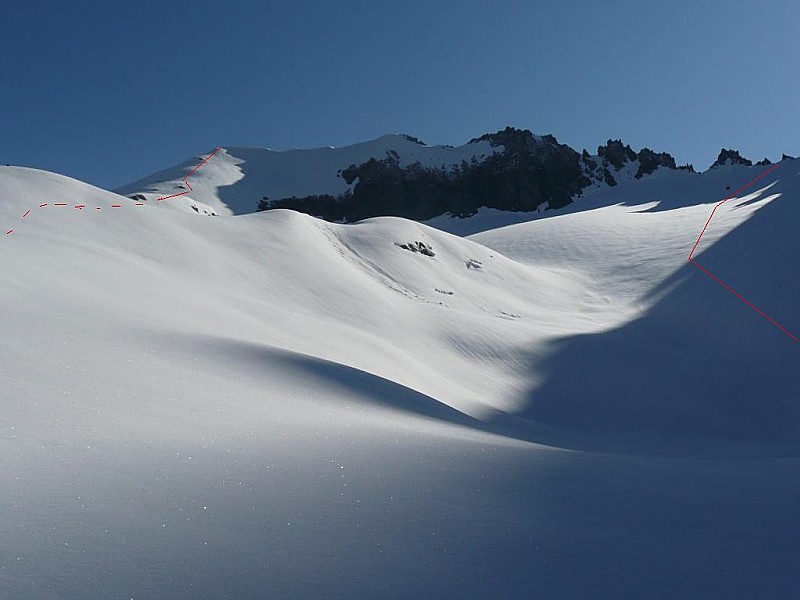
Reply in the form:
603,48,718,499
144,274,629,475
116,127,779,221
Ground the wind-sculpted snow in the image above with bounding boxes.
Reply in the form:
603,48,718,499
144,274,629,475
2,159,800,598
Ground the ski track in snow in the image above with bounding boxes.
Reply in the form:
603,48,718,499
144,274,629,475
317,222,431,304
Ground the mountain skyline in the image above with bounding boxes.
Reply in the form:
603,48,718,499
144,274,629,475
3,1,799,189
114,126,784,225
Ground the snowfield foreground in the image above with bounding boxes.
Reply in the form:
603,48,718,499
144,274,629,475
2,161,800,598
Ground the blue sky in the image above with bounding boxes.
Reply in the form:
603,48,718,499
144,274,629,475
2,0,798,188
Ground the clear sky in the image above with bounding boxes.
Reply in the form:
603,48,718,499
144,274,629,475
2,0,798,189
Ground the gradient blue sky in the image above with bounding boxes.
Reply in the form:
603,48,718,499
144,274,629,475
2,0,798,189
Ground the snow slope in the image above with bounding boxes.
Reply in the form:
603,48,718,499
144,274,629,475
116,135,499,216
2,160,800,598
469,160,800,449
429,161,734,235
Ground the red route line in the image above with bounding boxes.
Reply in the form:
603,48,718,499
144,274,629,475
3,147,221,237
687,162,797,342
157,147,221,202
155,191,185,201
689,259,799,342
688,162,780,260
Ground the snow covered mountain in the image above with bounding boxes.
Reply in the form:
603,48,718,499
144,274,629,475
3,150,800,598
117,128,685,221
116,133,499,217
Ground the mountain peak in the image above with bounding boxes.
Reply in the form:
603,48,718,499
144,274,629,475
712,148,753,168
597,139,637,169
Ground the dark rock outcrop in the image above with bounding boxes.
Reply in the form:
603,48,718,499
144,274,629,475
712,149,753,168
257,128,683,222
635,148,677,178
597,139,637,170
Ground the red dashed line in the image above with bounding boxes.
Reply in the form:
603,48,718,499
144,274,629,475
3,147,221,237
687,162,797,342
155,192,184,202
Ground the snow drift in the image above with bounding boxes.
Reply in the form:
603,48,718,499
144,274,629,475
2,156,800,598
